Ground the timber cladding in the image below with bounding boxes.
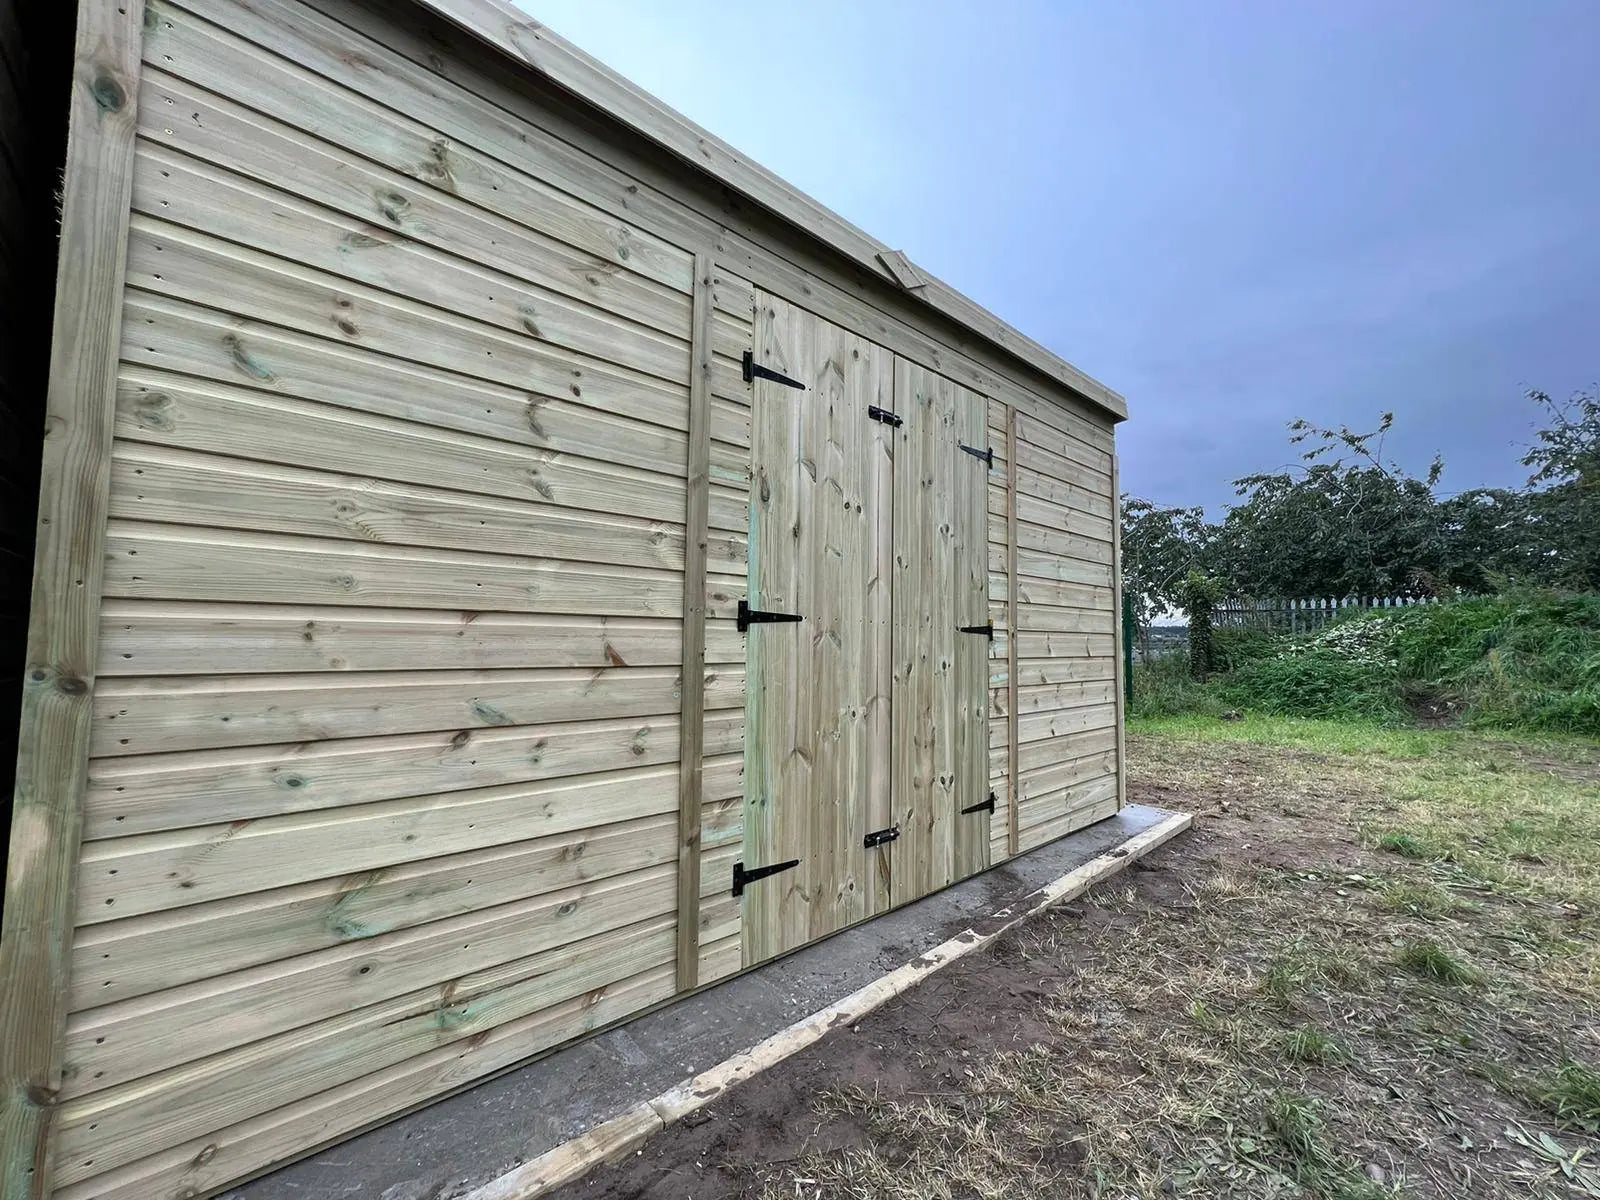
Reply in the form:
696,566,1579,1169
0,1,1126,1196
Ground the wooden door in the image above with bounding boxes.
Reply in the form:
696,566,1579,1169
743,294,895,966
890,360,991,904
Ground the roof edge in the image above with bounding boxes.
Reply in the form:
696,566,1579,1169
415,0,1129,422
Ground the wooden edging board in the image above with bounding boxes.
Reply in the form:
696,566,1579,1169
461,809,1194,1200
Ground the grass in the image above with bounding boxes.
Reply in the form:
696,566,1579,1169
1280,1026,1345,1065
1376,831,1436,860
1536,1062,1600,1132
1396,938,1485,985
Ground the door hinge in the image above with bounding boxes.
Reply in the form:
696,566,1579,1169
958,622,994,640
867,404,903,428
732,857,800,896
863,825,901,849
960,443,994,467
962,792,998,816
743,350,805,390
737,599,803,633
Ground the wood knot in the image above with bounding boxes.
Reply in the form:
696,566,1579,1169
133,390,176,430
56,675,88,696
90,71,125,113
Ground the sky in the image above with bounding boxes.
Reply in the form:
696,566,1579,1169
520,1,1600,517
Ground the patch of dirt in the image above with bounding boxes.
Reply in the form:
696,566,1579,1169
545,734,1600,1200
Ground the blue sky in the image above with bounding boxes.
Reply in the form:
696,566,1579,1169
520,1,1599,515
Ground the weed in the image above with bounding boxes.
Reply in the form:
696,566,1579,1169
1535,1061,1600,1132
1381,881,1460,917
1377,831,1433,859
1264,960,1301,1004
1266,1094,1392,1199
1282,1026,1345,1065
1267,1092,1323,1163
1397,939,1484,985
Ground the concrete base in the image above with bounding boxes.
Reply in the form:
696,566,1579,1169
225,804,1176,1200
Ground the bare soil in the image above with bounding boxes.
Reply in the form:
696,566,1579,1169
548,730,1600,1200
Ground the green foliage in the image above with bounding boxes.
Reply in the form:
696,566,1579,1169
1376,832,1434,860
1211,626,1280,672
1281,1026,1345,1065
1130,652,1227,719
1223,647,1404,723
1384,591,1600,734
1177,571,1226,679
1120,497,1212,630
1137,591,1600,736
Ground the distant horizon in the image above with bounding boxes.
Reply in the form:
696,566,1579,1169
521,0,1598,518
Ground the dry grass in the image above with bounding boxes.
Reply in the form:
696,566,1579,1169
749,719,1600,1199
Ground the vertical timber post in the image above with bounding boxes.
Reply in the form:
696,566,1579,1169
1111,454,1127,810
675,253,715,992
1004,405,1019,856
0,3,146,1195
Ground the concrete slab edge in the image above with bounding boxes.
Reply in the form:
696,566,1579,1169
459,809,1195,1200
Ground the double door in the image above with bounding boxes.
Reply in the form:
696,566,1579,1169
742,294,990,966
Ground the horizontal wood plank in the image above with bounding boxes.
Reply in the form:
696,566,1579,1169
61,918,674,1181
138,68,693,336
103,521,684,617
96,601,740,676
92,664,742,756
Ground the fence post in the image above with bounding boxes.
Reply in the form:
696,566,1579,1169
1122,591,1136,710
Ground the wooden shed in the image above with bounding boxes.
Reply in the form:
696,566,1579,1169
0,1,1130,1195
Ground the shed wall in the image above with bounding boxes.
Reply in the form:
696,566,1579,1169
12,1,1124,1196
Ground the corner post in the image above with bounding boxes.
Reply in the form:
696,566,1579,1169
0,3,145,1195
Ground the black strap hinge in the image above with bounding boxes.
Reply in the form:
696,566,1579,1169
960,443,994,467
962,792,998,816
867,404,903,428
743,350,805,390
863,825,900,849
732,857,799,896
737,600,802,633
958,622,994,640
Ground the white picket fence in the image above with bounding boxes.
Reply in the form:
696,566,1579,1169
1214,594,1437,634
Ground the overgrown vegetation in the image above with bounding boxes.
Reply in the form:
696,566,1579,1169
1135,589,1600,736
